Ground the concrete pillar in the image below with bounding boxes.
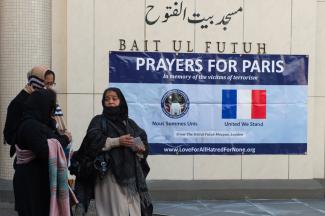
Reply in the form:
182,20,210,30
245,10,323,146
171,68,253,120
0,0,52,179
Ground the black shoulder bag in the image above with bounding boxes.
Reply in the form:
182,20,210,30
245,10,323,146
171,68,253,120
69,116,111,180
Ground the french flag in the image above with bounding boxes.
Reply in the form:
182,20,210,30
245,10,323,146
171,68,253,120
222,89,266,119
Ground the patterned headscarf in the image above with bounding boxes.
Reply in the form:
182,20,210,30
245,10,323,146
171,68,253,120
27,65,48,89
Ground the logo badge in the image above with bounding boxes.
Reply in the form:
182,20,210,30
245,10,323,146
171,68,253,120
161,89,190,119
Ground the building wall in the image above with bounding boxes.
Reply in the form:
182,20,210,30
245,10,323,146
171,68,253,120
315,0,325,179
52,0,68,125
62,0,322,181
0,0,322,181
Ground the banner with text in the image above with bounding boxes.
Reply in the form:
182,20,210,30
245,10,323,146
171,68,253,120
109,51,308,155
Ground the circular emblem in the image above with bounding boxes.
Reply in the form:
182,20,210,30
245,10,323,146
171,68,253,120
161,89,190,119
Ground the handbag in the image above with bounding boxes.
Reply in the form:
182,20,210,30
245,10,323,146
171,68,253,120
93,152,111,179
69,151,111,180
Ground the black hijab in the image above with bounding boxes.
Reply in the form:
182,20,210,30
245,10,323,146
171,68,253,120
23,89,57,128
102,87,128,125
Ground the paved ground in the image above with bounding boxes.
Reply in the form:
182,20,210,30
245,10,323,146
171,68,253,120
3,199,325,215
153,199,325,216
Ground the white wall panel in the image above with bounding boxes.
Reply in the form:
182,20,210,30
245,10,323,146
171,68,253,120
67,94,94,150
289,155,313,179
307,97,325,178
312,2,325,178
292,0,316,98
315,3,325,97
94,0,145,93
194,156,242,179
244,0,291,54
147,156,194,180
291,0,316,54
242,155,288,179
52,0,67,94
94,94,103,117
286,0,317,179
67,0,94,93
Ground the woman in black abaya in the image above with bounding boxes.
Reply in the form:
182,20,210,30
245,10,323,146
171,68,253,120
73,87,152,216
13,89,71,216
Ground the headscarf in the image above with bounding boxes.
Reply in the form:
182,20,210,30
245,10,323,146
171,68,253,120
23,89,57,128
27,65,48,89
102,87,128,122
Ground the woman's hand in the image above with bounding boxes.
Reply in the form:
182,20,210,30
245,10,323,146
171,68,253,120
119,135,146,152
119,134,134,147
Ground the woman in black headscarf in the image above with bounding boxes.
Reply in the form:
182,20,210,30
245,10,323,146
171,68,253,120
13,89,71,216
72,87,152,216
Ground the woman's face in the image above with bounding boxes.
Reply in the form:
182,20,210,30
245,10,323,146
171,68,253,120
104,90,120,107
44,74,55,89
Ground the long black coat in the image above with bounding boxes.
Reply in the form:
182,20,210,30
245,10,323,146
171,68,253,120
73,114,150,212
13,90,69,216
